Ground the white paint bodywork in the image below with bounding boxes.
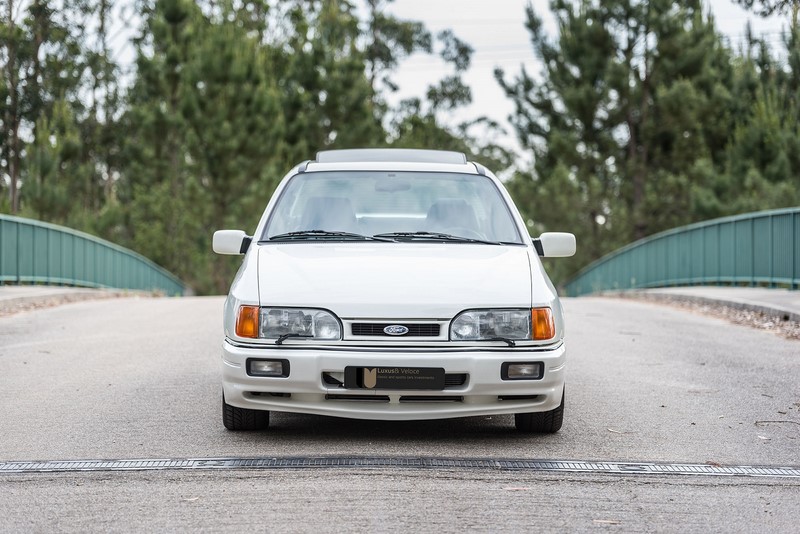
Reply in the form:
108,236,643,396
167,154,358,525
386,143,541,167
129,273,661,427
257,244,533,318
219,156,572,421
212,230,248,255
539,232,577,258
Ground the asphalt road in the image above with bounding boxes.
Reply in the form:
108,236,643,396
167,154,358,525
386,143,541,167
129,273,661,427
1,296,799,531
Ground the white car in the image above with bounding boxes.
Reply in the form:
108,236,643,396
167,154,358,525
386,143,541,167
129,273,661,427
213,149,575,432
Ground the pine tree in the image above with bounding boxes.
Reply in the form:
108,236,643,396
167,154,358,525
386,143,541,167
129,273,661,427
362,0,431,116
736,0,798,16
497,0,736,283
78,0,126,226
496,0,624,283
119,0,203,288
1,0,86,214
274,0,382,161
24,99,92,223
717,10,800,214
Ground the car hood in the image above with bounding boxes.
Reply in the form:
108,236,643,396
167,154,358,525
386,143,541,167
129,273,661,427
257,243,533,318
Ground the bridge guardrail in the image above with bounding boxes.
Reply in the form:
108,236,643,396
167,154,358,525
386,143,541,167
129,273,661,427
564,207,800,296
0,214,185,296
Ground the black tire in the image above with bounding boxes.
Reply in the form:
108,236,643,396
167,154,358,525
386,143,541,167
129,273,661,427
515,387,565,433
222,394,270,431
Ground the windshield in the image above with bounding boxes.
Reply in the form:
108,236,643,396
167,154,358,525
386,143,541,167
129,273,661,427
261,171,523,244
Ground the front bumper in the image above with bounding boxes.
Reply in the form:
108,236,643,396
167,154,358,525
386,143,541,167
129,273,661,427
222,339,566,421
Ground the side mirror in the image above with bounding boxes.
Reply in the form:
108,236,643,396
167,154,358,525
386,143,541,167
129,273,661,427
536,232,576,257
213,230,251,255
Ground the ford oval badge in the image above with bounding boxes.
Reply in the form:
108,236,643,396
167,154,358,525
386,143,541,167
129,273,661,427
384,325,409,336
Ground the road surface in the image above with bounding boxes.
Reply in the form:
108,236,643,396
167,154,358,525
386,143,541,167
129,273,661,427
1,296,798,531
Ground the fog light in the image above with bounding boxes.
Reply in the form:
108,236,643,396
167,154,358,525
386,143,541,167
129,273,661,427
247,359,289,377
502,362,543,380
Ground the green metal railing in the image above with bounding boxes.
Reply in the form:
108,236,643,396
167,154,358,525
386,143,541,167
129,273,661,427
0,214,186,296
564,207,800,296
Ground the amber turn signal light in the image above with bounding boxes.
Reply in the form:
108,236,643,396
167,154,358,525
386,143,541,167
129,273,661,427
236,305,260,338
531,307,555,340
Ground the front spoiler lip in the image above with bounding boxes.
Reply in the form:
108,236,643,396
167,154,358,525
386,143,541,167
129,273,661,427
227,394,560,421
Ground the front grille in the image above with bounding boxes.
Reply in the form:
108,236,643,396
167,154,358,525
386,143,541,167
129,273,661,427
351,323,441,337
323,373,466,389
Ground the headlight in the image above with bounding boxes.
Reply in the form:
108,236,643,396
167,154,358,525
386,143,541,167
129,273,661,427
262,307,341,340
235,306,342,341
450,308,555,341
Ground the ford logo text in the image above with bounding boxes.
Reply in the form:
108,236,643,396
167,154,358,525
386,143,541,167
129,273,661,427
383,325,410,336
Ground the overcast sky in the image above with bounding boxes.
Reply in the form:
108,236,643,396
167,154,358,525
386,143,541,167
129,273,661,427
385,0,786,155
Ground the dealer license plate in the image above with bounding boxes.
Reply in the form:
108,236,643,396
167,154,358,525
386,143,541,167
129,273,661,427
344,366,445,390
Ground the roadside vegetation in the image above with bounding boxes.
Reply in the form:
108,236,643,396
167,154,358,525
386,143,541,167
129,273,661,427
2,0,798,293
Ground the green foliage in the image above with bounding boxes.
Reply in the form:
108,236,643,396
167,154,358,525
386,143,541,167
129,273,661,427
23,99,92,223
1,0,86,213
4,0,800,294
363,0,432,102
496,0,793,285
117,0,291,292
736,0,798,16
277,0,382,157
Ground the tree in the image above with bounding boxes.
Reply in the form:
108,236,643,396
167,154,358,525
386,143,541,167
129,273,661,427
620,1,736,238
273,0,383,162
736,0,799,16
24,99,92,222
497,0,737,284
79,0,126,219
181,3,286,292
119,0,205,289
362,0,432,114
1,0,118,223
1,0,85,213
713,10,800,214
496,1,628,282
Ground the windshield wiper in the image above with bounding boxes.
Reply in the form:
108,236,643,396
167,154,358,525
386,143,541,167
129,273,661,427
275,333,313,345
488,337,516,347
267,230,392,242
373,231,503,245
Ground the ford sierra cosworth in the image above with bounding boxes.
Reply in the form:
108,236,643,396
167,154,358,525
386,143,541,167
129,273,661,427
213,148,576,433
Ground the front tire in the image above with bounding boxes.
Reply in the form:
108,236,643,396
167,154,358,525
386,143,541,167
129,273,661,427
515,387,564,433
222,394,270,431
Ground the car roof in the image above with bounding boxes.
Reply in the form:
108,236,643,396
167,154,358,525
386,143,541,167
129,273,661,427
301,148,486,175
316,148,467,165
